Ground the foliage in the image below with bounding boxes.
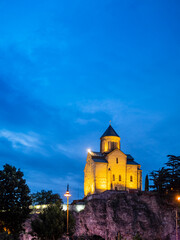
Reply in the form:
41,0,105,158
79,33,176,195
145,174,149,191
73,237,104,240
91,236,105,240
63,209,75,236
117,232,124,240
0,232,15,240
31,202,75,240
133,233,143,240
0,164,32,238
150,167,169,194
150,155,180,194
165,155,180,192
31,190,62,205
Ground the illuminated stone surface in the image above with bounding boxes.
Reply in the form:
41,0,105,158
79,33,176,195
84,125,142,196
74,191,178,240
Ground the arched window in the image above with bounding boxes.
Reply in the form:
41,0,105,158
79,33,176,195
116,158,118,164
119,175,121,181
130,176,133,182
113,174,115,181
108,142,118,150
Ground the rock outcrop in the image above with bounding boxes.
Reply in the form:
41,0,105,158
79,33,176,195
74,191,179,240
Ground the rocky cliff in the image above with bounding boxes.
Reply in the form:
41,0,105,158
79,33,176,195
74,191,179,240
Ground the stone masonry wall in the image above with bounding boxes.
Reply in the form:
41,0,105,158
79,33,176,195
74,191,179,240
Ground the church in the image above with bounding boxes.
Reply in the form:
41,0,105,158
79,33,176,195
84,124,142,196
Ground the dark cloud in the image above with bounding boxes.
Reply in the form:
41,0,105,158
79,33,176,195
0,0,180,200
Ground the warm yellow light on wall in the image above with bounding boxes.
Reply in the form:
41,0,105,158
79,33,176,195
176,196,180,201
104,143,108,152
3,227,10,234
98,183,107,189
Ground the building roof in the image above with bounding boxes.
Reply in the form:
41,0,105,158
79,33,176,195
100,125,119,138
126,154,134,161
90,151,140,165
92,158,108,163
127,160,140,165
90,151,104,157
126,154,140,165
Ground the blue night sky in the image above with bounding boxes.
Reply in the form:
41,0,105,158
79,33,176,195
0,0,180,201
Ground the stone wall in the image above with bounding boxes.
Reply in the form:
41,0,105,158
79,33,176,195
84,153,96,196
74,191,179,240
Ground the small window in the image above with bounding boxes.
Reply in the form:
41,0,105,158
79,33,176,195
113,174,115,181
115,187,118,191
116,158,118,164
108,141,111,150
111,142,117,150
130,176,133,182
119,175,121,181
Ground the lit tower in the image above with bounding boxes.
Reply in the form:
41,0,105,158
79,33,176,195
64,184,71,235
100,124,120,153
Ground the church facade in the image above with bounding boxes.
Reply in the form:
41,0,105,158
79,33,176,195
84,125,142,196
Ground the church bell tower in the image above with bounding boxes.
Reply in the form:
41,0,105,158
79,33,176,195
100,124,121,153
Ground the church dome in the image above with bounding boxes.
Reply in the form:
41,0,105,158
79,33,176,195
100,125,119,139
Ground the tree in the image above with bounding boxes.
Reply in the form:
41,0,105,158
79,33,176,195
165,155,180,192
63,208,75,236
145,174,149,191
133,233,143,240
0,232,15,240
150,167,169,194
31,190,62,205
31,201,75,240
0,164,32,238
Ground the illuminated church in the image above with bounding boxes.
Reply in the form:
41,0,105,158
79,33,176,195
84,124,142,196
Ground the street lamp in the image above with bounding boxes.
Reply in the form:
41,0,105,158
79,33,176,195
64,184,71,235
175,195,180,240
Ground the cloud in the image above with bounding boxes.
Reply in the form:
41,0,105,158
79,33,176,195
54,141,88,159
0,129,41,150
26,169,84,200
76,99,163,133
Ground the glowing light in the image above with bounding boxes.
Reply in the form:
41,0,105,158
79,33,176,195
76,205,85,212
64,191,71,197
87,148,91,153
177,196,180,201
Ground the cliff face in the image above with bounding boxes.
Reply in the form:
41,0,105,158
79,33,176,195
74,191,178,240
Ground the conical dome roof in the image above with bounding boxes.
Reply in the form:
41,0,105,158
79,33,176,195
100,125,119,138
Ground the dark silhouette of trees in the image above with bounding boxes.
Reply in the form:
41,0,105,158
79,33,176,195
133,233,143,240
31,190,62,205
165,155,180,192
31,201,75,240
150,155,180,194
145,174,149,191
150,167,169,193
0,232,15,240
0,164,32,239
